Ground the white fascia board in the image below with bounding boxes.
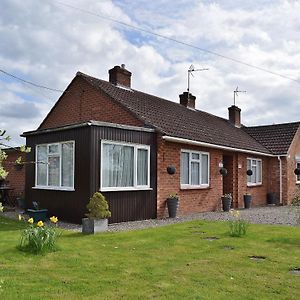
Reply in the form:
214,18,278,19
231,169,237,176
162,135,285,157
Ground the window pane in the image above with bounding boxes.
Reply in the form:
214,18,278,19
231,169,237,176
48,156,60,186
192,153,200,160
201,154,209,184
62,142,74,187
181,152,189,184
137,149,148,186
247,159,251,183
297,162,300,181
37,145,47,186
251,166,257,184
49,144,59,154
257,160,262,183
191,162,200,185
102,144,134,187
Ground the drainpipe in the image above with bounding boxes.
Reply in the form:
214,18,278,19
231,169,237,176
277,156,283,205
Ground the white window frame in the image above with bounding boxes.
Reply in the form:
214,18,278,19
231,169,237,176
180,149,210,189
100,140,151,192
247,157,262,186
296,156,300,184
34,141,75,191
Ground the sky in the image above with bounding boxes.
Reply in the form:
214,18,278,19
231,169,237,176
1,0,300,146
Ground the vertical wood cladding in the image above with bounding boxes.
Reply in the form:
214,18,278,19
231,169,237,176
25,125,156,224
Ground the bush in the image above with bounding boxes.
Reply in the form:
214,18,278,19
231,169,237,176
19,216,60,254
290,186,300,224
86,192,111,219
228,210,249,237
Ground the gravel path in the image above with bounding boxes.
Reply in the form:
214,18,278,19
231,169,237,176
1,206,299,232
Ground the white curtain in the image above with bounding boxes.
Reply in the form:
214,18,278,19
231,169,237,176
37,145,47,186
191,161,200,185
102,144,134,187
48,156,60,186
137,149,148,186
62,142,74,187
181,152,189,184
201,154,209,184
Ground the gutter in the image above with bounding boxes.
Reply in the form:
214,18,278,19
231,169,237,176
162,135,281,157
22,120,155,137
277,155,283,205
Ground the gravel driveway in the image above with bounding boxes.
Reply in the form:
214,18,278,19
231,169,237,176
2,206,299,232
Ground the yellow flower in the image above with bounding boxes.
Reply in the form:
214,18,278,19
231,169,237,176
0,203,3,212
37,221,44,227
18,214,22,221
28,218,34,224
50,216,58,223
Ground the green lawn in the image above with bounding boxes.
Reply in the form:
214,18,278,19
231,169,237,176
0,216,299,300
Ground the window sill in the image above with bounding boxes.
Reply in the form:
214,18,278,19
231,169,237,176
180,185,210,190
33,186,75,191
247,183,262,187
100,187,153,192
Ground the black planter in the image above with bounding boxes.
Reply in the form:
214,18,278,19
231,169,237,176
27,209,48,222
167,197,179,218
267,192,276,205
222,197,231,212
243,195,252,209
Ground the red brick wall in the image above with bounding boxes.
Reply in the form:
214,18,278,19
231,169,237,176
156,137,224,218
39,76,143,130
286,127,300,204
2,150,26,204
156,138,274,217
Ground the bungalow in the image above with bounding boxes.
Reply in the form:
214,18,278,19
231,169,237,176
22,65,300,224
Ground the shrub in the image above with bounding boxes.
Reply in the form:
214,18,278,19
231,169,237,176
290,186,300,224
228,210,249,237
19,216,60,254
86,192,111,219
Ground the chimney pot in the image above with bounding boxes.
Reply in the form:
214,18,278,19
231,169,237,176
228,105,241,127
109,65,132,88
179,92,196,109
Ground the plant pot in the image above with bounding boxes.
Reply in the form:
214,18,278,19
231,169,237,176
222,196,231,212
267,192,276,205
82,218,108,234
167,197,179,218
27,209,48,222
16,197,25,209
243,195,252,209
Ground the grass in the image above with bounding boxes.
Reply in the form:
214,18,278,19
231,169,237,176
0,216,299,299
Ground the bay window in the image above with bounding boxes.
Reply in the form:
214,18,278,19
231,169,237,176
35,141,74,190
247,158,262,185
180,150,209,188
101,141,150,191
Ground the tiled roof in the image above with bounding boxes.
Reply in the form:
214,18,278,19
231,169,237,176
243,122,300,155
78,72,273,154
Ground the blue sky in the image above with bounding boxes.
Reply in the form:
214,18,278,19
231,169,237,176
1,0,300,145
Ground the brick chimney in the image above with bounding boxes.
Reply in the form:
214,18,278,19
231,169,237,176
179,92,196,109
228,105,241,127
109,64,132,88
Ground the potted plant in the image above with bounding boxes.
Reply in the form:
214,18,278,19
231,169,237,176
166,193,179,218
243,193,252,209
222,193,232,212
267,192,276,205
27,201,48,222
82,192,111,234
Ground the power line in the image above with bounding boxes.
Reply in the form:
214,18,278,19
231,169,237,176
0,69,64,92
53,0,300,85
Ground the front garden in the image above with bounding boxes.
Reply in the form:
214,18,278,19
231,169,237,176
0,215,299,299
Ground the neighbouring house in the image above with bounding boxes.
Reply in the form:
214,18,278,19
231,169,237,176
1,148,26,204
22,65,300,224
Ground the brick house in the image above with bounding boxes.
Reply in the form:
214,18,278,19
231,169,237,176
22,65,300,223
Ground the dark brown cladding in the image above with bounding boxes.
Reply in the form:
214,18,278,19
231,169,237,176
25,122,157,224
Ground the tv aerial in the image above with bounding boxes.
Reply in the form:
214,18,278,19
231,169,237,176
187,64,209,96
233,86,246,106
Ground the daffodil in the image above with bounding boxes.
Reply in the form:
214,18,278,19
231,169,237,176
37,221,44,227
28,218,34,224
50,216,58,223
0,203,3,212
18,214,22,221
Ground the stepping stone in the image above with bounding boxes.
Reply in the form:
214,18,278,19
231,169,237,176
249,255,266,260
203,236,219,241
289,268,300,275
